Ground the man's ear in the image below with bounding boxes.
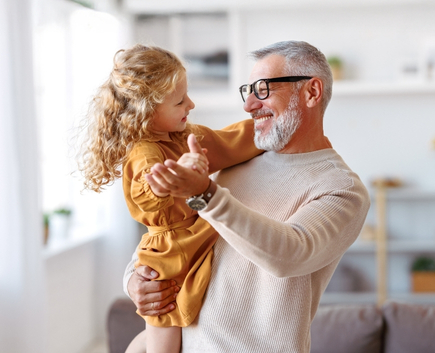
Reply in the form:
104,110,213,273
304,78,323,108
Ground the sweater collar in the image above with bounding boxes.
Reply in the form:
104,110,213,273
261,148,339,165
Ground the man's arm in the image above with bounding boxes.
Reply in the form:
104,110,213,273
147,167,369,278
145,134,371,278
198,185,369,277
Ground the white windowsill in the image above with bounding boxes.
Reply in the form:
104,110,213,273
42,227,106,259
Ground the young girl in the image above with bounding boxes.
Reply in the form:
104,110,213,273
78,44,261,353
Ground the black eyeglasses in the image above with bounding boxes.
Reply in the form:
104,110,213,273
239,76,312,102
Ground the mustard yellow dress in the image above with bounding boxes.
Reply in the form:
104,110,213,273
122,120,261,327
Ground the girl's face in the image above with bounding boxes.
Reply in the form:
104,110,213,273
151,73,195,140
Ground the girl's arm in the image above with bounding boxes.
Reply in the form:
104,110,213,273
124,143,174,213
197,119,263,174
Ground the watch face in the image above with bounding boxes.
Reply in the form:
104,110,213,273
187,197,207,211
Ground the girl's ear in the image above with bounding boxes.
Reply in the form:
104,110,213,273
304,78,323,108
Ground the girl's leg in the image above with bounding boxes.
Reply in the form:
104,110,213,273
125,329,147,353
146,325,181,353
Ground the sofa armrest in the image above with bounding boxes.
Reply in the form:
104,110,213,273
107,298,145,353
383,301,435,353
311,304,384,353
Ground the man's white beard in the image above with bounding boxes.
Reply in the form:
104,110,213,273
254,94,302,152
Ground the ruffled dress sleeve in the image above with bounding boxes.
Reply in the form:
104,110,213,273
123,141,174,214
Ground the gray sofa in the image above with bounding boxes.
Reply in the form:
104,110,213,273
107,299,435,353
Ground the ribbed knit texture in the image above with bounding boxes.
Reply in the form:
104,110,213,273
181,149,370,353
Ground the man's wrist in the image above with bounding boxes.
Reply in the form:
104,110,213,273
185,180,217,211
202,180,217,203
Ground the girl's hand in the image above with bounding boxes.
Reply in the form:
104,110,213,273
144,134,211,198
177,149,209,174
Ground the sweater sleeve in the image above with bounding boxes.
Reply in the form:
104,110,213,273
197,119,263,174
199,182,370,278
122,248,139,298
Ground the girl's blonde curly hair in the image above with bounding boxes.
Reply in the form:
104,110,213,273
78,44,196,192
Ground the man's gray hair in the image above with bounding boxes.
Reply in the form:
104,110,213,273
249,41,333,114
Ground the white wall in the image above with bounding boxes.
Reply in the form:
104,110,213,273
242,5,435,81
325,93,435,191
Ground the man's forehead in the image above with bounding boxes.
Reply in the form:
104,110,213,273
249,54,287,82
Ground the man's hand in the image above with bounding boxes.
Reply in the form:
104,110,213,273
128,265,180,316
145,134,211,198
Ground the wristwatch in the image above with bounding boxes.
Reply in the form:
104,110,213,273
186,180,217,211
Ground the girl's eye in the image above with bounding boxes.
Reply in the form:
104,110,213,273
177,100,184,105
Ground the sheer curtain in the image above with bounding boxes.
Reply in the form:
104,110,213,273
0,1,141,350
0,0,47,351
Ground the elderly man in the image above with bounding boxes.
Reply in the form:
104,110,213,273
124,40,370,352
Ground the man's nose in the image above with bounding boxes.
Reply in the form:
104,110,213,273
243,93,263,113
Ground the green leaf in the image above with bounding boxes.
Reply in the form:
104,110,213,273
411,257,435,272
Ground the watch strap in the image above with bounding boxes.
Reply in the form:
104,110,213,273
202,180,217,203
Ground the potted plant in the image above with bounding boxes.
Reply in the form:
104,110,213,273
43,212,50,245
53,208,72,217
48,207,72,245
327,56,343,81
411,256,435,292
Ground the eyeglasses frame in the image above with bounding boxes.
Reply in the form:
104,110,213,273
239,76,313,102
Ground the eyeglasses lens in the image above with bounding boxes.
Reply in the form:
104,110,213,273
254,80,268,100
241,85,249,102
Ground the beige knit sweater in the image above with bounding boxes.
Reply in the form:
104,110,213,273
124,148,370,352
180,149,370,352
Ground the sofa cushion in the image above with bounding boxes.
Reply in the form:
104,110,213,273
107,298,145,353
383,301,435,353
310,304,384,353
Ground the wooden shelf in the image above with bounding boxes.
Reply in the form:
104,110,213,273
384,189,435,201
348,239,435,253
367,189,435,201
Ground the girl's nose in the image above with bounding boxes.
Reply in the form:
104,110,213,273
187,95,195,110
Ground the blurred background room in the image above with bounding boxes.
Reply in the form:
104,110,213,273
1,0,435,352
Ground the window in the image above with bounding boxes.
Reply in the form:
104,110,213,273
34,0,125,239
